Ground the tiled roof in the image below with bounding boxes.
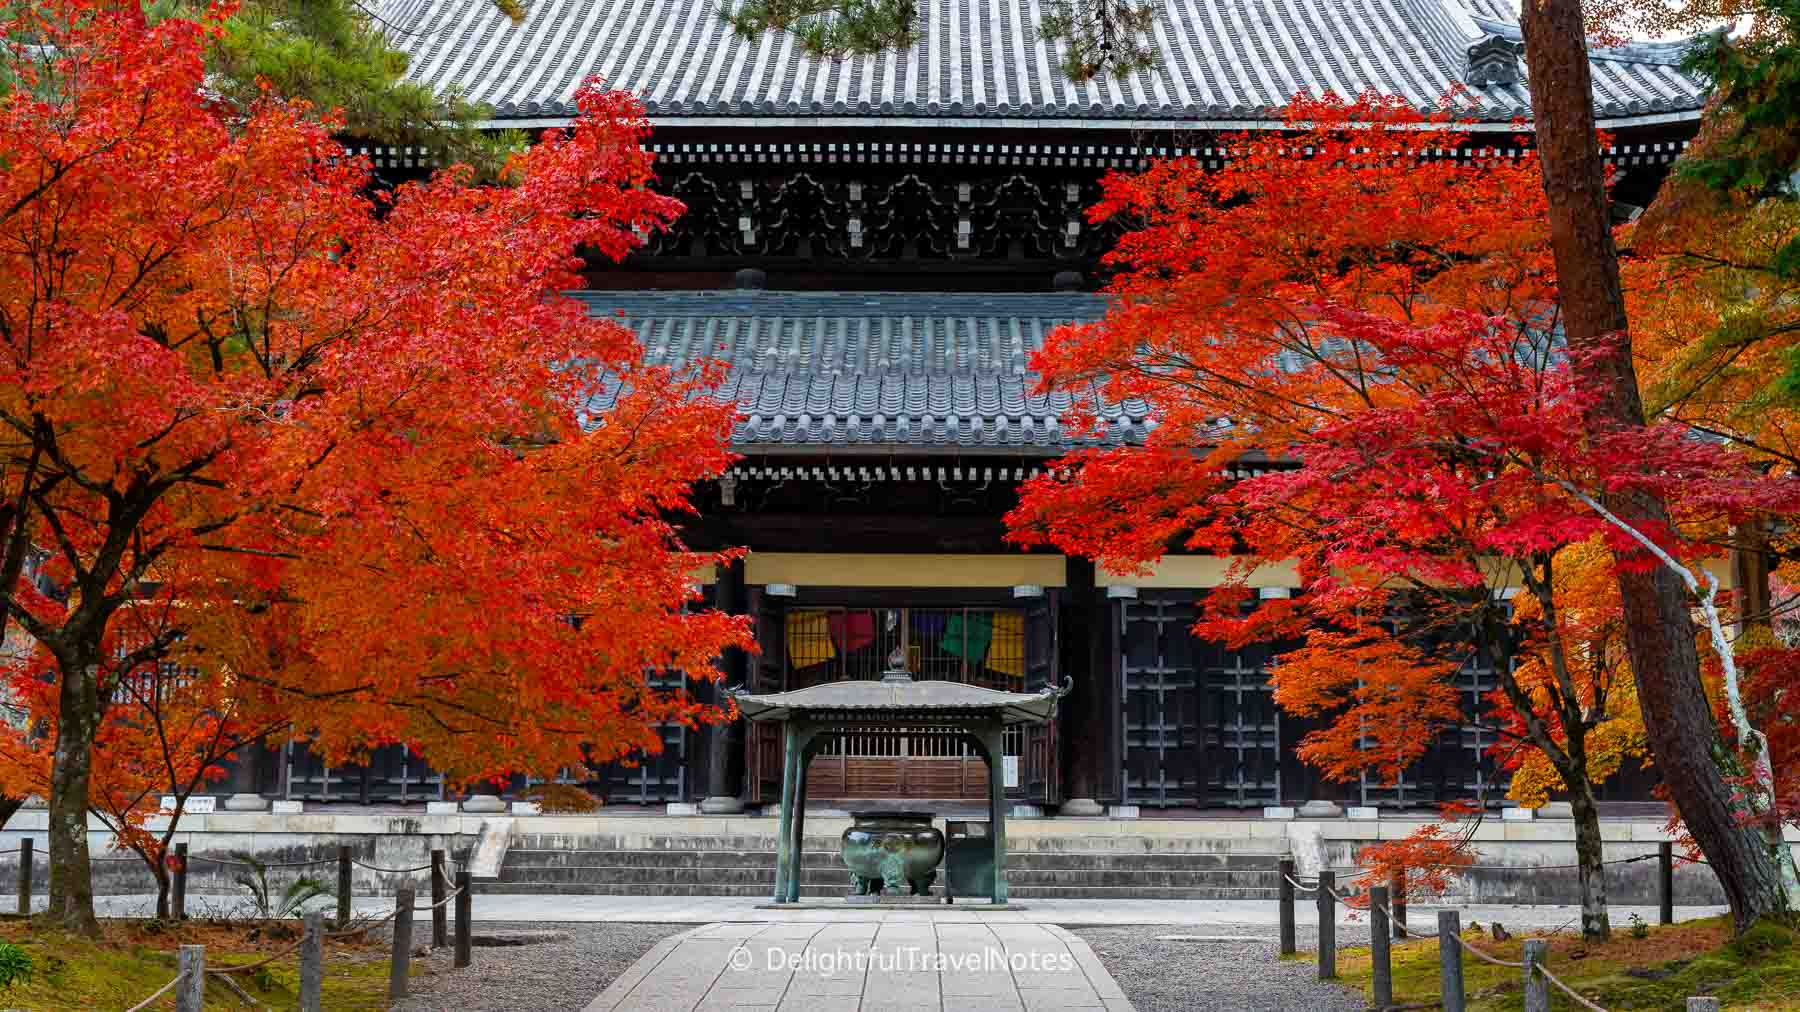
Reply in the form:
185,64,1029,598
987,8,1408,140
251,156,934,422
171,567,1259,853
385,0,1707,126
731,676,1064,723
575,290,1152,452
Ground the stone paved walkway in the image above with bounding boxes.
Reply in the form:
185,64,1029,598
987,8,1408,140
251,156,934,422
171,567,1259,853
583,921,1133,1012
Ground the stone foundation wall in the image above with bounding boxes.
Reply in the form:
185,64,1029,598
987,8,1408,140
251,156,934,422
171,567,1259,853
1,810,1793,905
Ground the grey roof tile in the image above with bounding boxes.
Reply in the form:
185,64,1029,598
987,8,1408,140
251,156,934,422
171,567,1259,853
575,290,1130,451
385,0,1707,126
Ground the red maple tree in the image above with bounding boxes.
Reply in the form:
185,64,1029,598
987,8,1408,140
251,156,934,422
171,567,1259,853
1006,94,1800,938
0,0,749,932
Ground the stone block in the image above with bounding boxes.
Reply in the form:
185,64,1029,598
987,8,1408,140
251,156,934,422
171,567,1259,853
468,818,515,879
1501,822,1576,842
511,801,542,815
1104,805,1137,820
1537,801,1574,819
700,796,746,815
1059,798,1105,817
1324,822,1380,840
1346,806,1379,821
1262,806,1296,820
425,801,459,815
325,814,393,834
271,800,304,815
462,794,507,814
223,793,270,812
1600,822,1635,842
665,803,700,816
1501,806,1534,822
1297,801,1344,819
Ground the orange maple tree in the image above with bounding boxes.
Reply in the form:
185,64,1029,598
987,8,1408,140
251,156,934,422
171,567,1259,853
1006,94,1800,939
0,0,749,932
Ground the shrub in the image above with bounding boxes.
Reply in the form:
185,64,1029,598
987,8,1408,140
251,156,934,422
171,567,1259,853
0,942,32,989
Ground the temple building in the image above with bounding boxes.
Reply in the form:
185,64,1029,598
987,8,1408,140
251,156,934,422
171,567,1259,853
257,0,1709,813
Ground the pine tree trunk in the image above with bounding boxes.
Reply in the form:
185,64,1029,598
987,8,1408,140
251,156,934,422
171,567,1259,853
1567,778,1611,941
1517,0,1793,931
46,658,101,935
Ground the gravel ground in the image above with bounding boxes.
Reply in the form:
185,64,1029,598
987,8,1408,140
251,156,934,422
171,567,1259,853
390,920,1366,1012
1071,924,1366,1012
393,921,689,1012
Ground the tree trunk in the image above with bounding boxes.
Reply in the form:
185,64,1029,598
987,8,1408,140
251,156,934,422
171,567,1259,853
1518,0,1793,931
153,862,171,922
46,659,100,935
1566,775,1611,940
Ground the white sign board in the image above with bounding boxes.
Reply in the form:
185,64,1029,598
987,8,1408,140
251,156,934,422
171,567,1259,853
159,795,215,814
1003,756,1019,789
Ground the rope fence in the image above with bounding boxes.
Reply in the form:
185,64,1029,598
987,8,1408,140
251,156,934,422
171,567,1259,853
1282,872,1318,894
1287,845,1719,1012
1416,852,1659,872
105,849,475,1010
1538,960,1611,1012
122,973,181,1012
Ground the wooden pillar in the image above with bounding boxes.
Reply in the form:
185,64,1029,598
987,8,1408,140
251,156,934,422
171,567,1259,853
1060,560,1095,803
1438,910,1465,1012
299,911,324,1012
1096,585,1122,803
703,559,747,811
1731,520,1772,634
772,720,800,904
175,945,204,1012
986,720,1009,904
1370,885,1392,1009
1277,857,1297,956
787,729,813,904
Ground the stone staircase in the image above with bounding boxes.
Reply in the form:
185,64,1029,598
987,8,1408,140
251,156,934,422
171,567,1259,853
470,830,1285,900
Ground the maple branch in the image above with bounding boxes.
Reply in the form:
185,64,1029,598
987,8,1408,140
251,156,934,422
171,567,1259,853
0,438,46,645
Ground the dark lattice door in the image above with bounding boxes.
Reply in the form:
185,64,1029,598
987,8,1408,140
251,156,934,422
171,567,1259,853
1122,592,1281,808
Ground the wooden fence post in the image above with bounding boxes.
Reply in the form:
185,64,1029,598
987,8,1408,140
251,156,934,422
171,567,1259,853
336,845,353,929
175,944,205,1012
431,849,447,948
300,910,323,1012
1437,910,1464,1012
1391,869,1408,939
172,842,188,921
1370,884,1393,1010
454,869,472,969
1660,841,1675,926
15,838,31,915
389,885,415,1000
1521,938,1548,1012
1277,857,1297,956
1316,869,1337,980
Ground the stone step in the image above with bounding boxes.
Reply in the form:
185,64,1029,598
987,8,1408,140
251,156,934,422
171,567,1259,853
498,849,1282,871
467,881,1282,900
490,865,1276,888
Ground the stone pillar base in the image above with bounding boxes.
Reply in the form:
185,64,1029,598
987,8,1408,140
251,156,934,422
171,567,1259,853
222,793,270,812
699,796,746,815
1297,800,1345,819
1059,798,1105,817
462,794,507,814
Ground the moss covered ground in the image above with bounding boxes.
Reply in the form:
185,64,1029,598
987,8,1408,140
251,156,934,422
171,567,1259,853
0,916,395,1009
1330,915,1800,1010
